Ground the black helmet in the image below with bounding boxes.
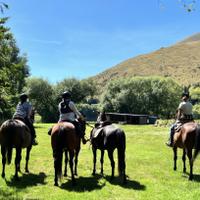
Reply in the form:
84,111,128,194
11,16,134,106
20,93,28,101
62,91,71,99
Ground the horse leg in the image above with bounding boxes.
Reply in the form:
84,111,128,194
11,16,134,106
69,151,76,185
25,145,32,173
108,149,115,180
92,147,97,175
14,147,22,180
182,149,186,173
100,150,104,175
64,150,68,177
173,146,177,171
53,149,61,186
1,146,6,178
74,147,80,176
186,148,193,180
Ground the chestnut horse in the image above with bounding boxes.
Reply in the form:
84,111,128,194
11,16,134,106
0,119,32,180
90,124,126,184
173,121,200,180
50,122,81,186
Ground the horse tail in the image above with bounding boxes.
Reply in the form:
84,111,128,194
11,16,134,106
53,125,65,180
193,124,200,161
117,129,126,176
1,120,15,165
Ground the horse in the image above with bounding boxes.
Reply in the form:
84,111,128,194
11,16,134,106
172,121,200,180
90,124,126,184
50,121,82,186
0,119,32,180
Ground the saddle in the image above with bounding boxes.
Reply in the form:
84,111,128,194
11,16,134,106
93,121,112,139
174,119,194,133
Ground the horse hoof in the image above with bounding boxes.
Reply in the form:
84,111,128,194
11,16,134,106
92,172,96,176
25,169,29,173
54,183,59,186
1,173,5,178
173,167,177,171
64,173,67,177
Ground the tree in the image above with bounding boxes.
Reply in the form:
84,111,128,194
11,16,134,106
0,2,8,14
25,77,57,122
101,76,182,118
0,16,29,120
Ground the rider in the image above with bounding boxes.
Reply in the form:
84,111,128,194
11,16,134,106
58,91,87,144
13,93,38,145
166,92,193,147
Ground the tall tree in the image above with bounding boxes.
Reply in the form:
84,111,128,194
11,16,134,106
0,14,29,120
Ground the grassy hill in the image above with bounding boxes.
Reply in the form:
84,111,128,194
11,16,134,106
91,33,200,87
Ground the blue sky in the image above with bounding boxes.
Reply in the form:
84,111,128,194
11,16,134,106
3,0,200,83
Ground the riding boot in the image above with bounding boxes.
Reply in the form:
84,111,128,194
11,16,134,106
25,118,38,146
166,125,175,147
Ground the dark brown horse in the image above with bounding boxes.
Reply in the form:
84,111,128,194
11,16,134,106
0,119,32,180
50,122,81,186
173,121,200,180
90,124,126,184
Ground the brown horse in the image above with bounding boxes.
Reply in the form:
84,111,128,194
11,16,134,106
90,124,126,184
173,121,200,180
50,122,81,186
0,119,32,180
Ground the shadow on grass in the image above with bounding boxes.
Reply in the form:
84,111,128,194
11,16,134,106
61,174,106,192
5,172,47,188
104,175,146,190
183,172,200,182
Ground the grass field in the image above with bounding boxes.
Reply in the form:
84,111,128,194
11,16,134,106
1,123,200,200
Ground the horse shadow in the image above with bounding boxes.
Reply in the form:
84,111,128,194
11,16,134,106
104,175,146,190
5,172,47,188
61,174,106,192
182,172,200,182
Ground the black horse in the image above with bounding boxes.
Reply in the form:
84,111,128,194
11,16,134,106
90,124,126,184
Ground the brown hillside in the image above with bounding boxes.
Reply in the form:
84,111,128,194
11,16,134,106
91,33,200,87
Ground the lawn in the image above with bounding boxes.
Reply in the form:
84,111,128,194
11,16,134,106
1,123,200,200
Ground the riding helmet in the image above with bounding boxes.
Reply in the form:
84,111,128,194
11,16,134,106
62,91,71,99
20,93,28,101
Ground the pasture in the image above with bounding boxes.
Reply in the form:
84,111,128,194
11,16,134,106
1,123,200,200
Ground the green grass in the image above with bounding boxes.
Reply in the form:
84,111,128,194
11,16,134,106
1,123,200,200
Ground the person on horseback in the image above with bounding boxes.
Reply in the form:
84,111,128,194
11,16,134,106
58,91,87,144
166,92,193,147
13,93,38,145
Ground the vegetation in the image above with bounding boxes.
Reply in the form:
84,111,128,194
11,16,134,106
101,76,182,118
1,123,200,199
0,16,29,121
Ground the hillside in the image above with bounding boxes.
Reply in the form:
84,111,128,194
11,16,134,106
91,33,200,87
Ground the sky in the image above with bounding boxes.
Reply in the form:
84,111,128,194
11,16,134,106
2,0,200,83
